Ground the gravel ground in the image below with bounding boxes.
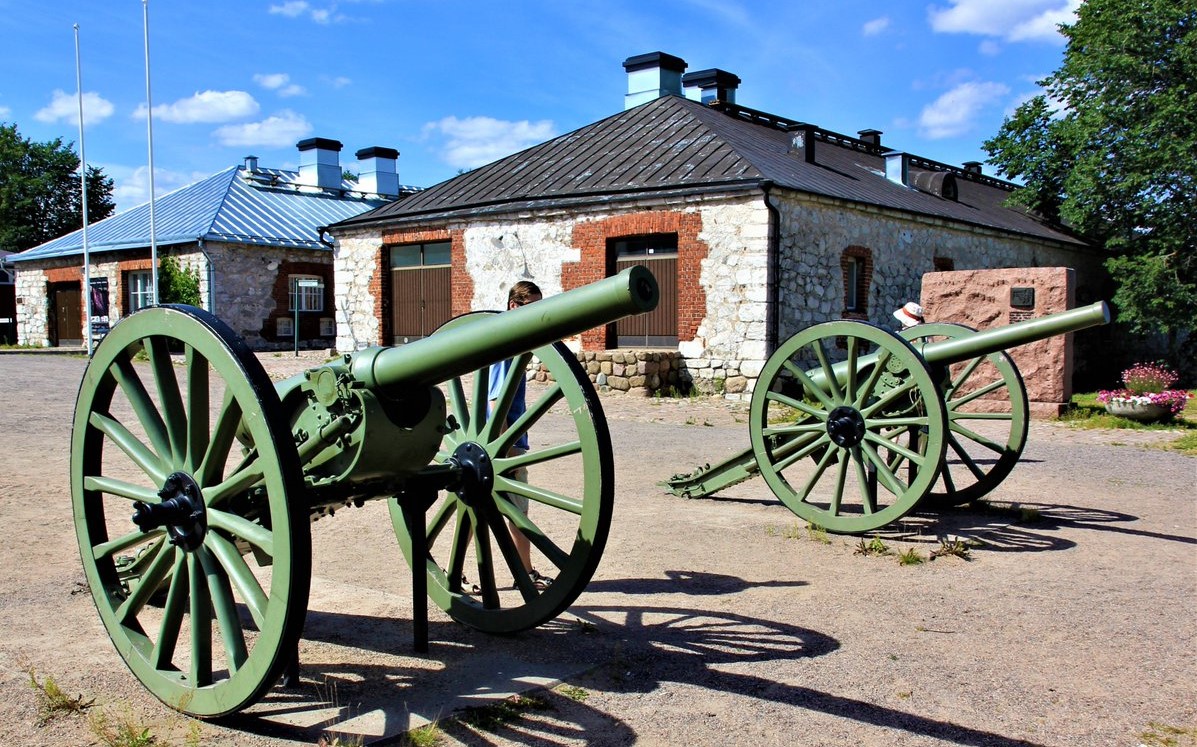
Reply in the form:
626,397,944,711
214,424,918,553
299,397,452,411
0,351,1193,747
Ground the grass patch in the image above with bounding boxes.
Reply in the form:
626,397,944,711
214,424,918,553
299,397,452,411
1138,721,1197,746
897,547,925,566
554,685,590,702
458,694,552,731
25,666,93,725
1060,391,1197,450
854,535,891,557
402,722,443,747
89,711,158,747
806,522,832,544
930,537,972,561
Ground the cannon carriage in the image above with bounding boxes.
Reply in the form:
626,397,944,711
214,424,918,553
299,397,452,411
71,267,658,717
665,303,1110,534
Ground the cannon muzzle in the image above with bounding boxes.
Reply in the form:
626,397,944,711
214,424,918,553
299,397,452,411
918,300,1110,367
350,265,659,390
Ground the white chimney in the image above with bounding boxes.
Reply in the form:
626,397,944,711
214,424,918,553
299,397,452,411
355,146,400,197
623,52,687,110
682,68,740,104
297,137,344,191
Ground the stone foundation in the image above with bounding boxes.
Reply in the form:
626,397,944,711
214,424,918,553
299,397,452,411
533,350,690,397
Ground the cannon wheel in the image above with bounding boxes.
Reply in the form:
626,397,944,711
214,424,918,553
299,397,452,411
749,320,947,534
901,322,1029,507
389,312,613,634
72,305,309,717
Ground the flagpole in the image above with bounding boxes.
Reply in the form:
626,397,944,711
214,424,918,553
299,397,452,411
143,0,159,304
74,23,93,356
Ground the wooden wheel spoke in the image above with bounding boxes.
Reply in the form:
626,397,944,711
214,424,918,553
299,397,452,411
203,459,265,508
88,411,167,486
496,439,580,472
205,531,268,630
495,495,570,569
471,519,501,609
152,553,188,669
446,510,472,594
425,497,459,546
947,433,989,481
84,474,161,504
147,336,187,465
851,448,875,514
795,445,838,500
812,340,843,401
862,377,922,418
112,354,174,468
470,364,491,438
949,355,985,393
184,347,210,471
764,390,826,420
495,476,583,515
771,432,827,473
187,554,213,687
863,430,926,467
481,507,539,602
197,391,242,486
198,547,248,674
494,381,564,455
447,376,469,432
115,541,176,624
860,442,907,496
206,508,274,557
829,451,848,514
853,348,892,408
93,527,165,561
781,359,836,411
949,422,1007,454
761,421,825,438
844,336,859,403
949,377,1007,408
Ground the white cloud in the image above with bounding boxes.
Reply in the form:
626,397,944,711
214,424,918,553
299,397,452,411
324,75,352,89
254,73,307,98
269,1,345,24
422,116,556,170
928,0,1080,43
133,90,260,124
918,81,1010,139
213,110,313,147
862,16,890,36
34,90,115,126
0,105,10,119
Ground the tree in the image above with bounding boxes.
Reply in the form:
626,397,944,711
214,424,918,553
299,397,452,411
0,122,115,254
158,256,202,306
983,0,1197,361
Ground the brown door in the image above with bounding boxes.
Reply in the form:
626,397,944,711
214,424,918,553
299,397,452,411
390,265,452,343
49,282,82,347
615,255,677,347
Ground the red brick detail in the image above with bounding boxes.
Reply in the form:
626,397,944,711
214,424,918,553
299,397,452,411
375,229,469,343
263,260,333,342
841,245,874,317
567,211,707,350
44,266,82,283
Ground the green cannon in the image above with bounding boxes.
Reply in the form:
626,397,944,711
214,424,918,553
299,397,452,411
71,266,658,717
665,302,1111,534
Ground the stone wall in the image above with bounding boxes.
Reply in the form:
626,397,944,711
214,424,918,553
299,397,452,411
560,350,688,396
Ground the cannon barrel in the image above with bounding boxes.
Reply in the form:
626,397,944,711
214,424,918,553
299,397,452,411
919,300,1110,367
350,265,659,390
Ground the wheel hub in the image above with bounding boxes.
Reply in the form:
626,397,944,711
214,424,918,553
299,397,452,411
132,471,207,551
826,405,866,448
450,442,494,504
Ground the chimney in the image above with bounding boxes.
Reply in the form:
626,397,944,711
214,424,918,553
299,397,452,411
244,155,259,172
885,151,910,186
788,124,817,164
857,129,883,148
623,52,687,110
297,137,344,191
963,160,983,175
355,146,400,197
682,68,741,104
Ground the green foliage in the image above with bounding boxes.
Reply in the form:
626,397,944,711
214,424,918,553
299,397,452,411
1138,721,1197,747
158,256,202,306
0,122,115,253
458,694,551,731
930,538,972,561
897,547,924,566
555,685,590,702
25,665,93,724
983,0,1197,357
88,711,158,747
854,535,891,557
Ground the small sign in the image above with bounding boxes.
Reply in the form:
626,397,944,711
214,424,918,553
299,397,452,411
1010,286,1035,309
296,279,322,288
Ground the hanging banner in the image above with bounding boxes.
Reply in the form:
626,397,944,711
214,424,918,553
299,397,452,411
89,277,110,339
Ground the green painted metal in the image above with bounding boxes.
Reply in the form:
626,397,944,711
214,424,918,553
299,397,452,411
71,305,309,717
351,265,659,390
662,444,760,499
902,323,1029,507
388,312,614,634
748,321,948,534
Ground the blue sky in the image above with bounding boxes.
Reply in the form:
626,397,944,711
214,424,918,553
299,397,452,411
1,0,1079,212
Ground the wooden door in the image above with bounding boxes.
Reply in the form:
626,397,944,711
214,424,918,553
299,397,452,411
615,255,677,347
49,282,82,347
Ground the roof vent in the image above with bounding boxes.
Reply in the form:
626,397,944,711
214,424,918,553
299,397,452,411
885,151,910,186
788,124,817,164
355,146,400,198
911,170,959,201
244,155,259,172
297,137,344,192
962,161,983,175
857,129,882,148
682,68,741,104
623,52,687,110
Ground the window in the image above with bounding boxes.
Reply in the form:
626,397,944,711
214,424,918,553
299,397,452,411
128,271,154,313
933,256,955,272
389,241,451,268
844,258,860,311
289,275,324,312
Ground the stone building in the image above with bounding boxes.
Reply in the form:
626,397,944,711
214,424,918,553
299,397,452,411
11,139,412,350
328,52,1103,398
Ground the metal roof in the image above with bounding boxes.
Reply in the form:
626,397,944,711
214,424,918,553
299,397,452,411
12,165,406,263
335,95,1085,248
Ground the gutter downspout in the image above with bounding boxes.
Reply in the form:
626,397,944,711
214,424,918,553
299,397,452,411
761,181,780,356
197,238,215,315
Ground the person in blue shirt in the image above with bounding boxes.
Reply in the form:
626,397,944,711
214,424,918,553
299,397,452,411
487,280,553,590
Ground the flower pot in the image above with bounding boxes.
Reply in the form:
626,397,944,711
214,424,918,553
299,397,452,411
1104,399,1172,423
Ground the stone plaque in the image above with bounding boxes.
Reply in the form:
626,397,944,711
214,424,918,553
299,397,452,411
1010,286,1035,308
